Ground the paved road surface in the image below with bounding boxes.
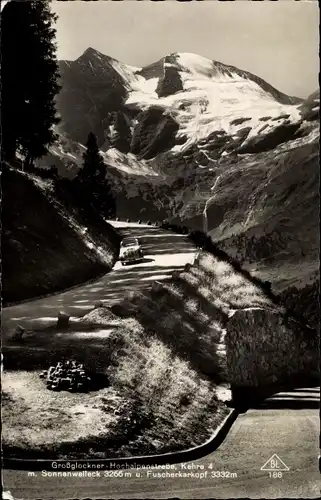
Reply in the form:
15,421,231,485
3,223,320,499
2,221,196,337
3,388,319,499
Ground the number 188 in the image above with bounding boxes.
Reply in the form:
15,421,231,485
269,471,282,478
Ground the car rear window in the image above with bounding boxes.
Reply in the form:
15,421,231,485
121,238,138,247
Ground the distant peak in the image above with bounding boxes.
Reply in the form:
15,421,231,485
167,52,212,62
83,47,99,55
82,47,97,56
164,52,216,72
79,47,107,60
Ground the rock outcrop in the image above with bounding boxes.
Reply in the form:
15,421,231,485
156,55,183,97
237,121,303,154
299,89,320,122
130,106,179,159
226,308,319,393
105,111,132,153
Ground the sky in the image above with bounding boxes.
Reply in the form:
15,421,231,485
51,1,319,98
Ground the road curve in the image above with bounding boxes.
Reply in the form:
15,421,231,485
3,388,320,499
2,221,196,337
3,223,320,499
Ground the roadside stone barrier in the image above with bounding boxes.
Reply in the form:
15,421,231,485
56,311,70,329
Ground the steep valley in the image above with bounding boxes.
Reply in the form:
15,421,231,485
35,47,319,315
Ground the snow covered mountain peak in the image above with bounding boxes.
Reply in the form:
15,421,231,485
124,51,305,152
166,52,232,79
56,47,313,167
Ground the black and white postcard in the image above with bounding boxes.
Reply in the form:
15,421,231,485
2,1,320,499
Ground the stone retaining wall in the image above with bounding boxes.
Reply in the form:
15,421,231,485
225,308,319,392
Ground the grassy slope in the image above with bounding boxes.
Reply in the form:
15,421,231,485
82,251,278,457
2,310,229,460
2,165,120,304
2,249,275,459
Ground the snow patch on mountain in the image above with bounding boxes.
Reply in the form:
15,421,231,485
125,52,302,152
101,148,159,177
54,49,315,183
109,59,142,90
130,76,159,102
177,52,218,76
50,140,84,168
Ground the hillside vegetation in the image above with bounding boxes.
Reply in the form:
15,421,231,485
74,247,317,456
3,230,318,459
2,250,231,459
2,164,120,304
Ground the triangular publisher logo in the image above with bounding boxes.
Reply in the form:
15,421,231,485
261,454,289,471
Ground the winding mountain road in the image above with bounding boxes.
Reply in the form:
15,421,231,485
3,223,320,499
2,221,196,337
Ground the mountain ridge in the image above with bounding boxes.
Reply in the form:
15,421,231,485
73,47,304,103
55,47,311,165
135,50,302,104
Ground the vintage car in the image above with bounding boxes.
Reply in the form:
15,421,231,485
119,237,144,265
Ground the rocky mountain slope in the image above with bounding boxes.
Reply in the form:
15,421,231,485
207,135,319,290
48,48,305,176
39,48,319,299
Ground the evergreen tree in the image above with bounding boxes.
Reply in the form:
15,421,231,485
1,0,60,165
77,132,115,217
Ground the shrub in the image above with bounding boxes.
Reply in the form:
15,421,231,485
108,326,219,441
